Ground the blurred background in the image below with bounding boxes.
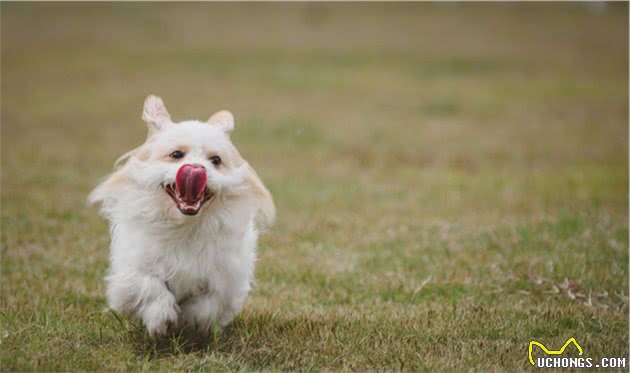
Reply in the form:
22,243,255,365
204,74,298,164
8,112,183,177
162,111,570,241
2,2,628,371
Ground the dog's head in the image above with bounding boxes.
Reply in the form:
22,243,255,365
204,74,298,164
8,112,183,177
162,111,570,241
89,95,275,228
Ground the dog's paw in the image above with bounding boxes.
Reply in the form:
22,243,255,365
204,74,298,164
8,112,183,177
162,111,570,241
142,297,180,337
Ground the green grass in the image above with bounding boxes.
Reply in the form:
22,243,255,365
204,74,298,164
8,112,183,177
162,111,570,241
1,2,628,371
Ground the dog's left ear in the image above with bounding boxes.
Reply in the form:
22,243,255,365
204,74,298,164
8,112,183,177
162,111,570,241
208,110,234,134
142,95,172,136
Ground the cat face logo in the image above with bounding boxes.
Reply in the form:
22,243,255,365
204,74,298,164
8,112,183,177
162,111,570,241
528,337,584,366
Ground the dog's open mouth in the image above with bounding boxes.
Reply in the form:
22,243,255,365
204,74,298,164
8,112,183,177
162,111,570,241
163,164,214,216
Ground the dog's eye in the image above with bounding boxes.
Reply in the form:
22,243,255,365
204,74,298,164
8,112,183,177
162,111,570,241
209,155,222,166
170,150,185,160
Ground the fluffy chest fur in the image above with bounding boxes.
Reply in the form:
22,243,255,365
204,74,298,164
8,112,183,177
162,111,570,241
109,209,258,302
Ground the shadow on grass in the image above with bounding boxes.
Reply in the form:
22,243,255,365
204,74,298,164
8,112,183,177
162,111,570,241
107,310,222,358
112,309,337,365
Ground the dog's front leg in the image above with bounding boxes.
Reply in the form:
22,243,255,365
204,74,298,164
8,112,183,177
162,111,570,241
106,270,179,337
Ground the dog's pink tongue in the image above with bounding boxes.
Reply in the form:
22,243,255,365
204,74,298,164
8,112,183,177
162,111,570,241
176,164,207,203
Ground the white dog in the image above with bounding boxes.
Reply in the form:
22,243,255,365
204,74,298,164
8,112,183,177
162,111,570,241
89,95,275,336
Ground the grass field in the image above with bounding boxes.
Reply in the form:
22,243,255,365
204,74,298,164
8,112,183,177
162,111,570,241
1,3,628,371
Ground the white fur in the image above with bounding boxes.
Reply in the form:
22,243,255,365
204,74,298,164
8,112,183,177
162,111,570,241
89,96,274,336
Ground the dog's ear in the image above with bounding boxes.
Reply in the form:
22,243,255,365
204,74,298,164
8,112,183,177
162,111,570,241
142,95,172,136
208,110,234,134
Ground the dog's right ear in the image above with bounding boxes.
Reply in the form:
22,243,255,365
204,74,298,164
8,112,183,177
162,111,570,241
142,95,172,136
